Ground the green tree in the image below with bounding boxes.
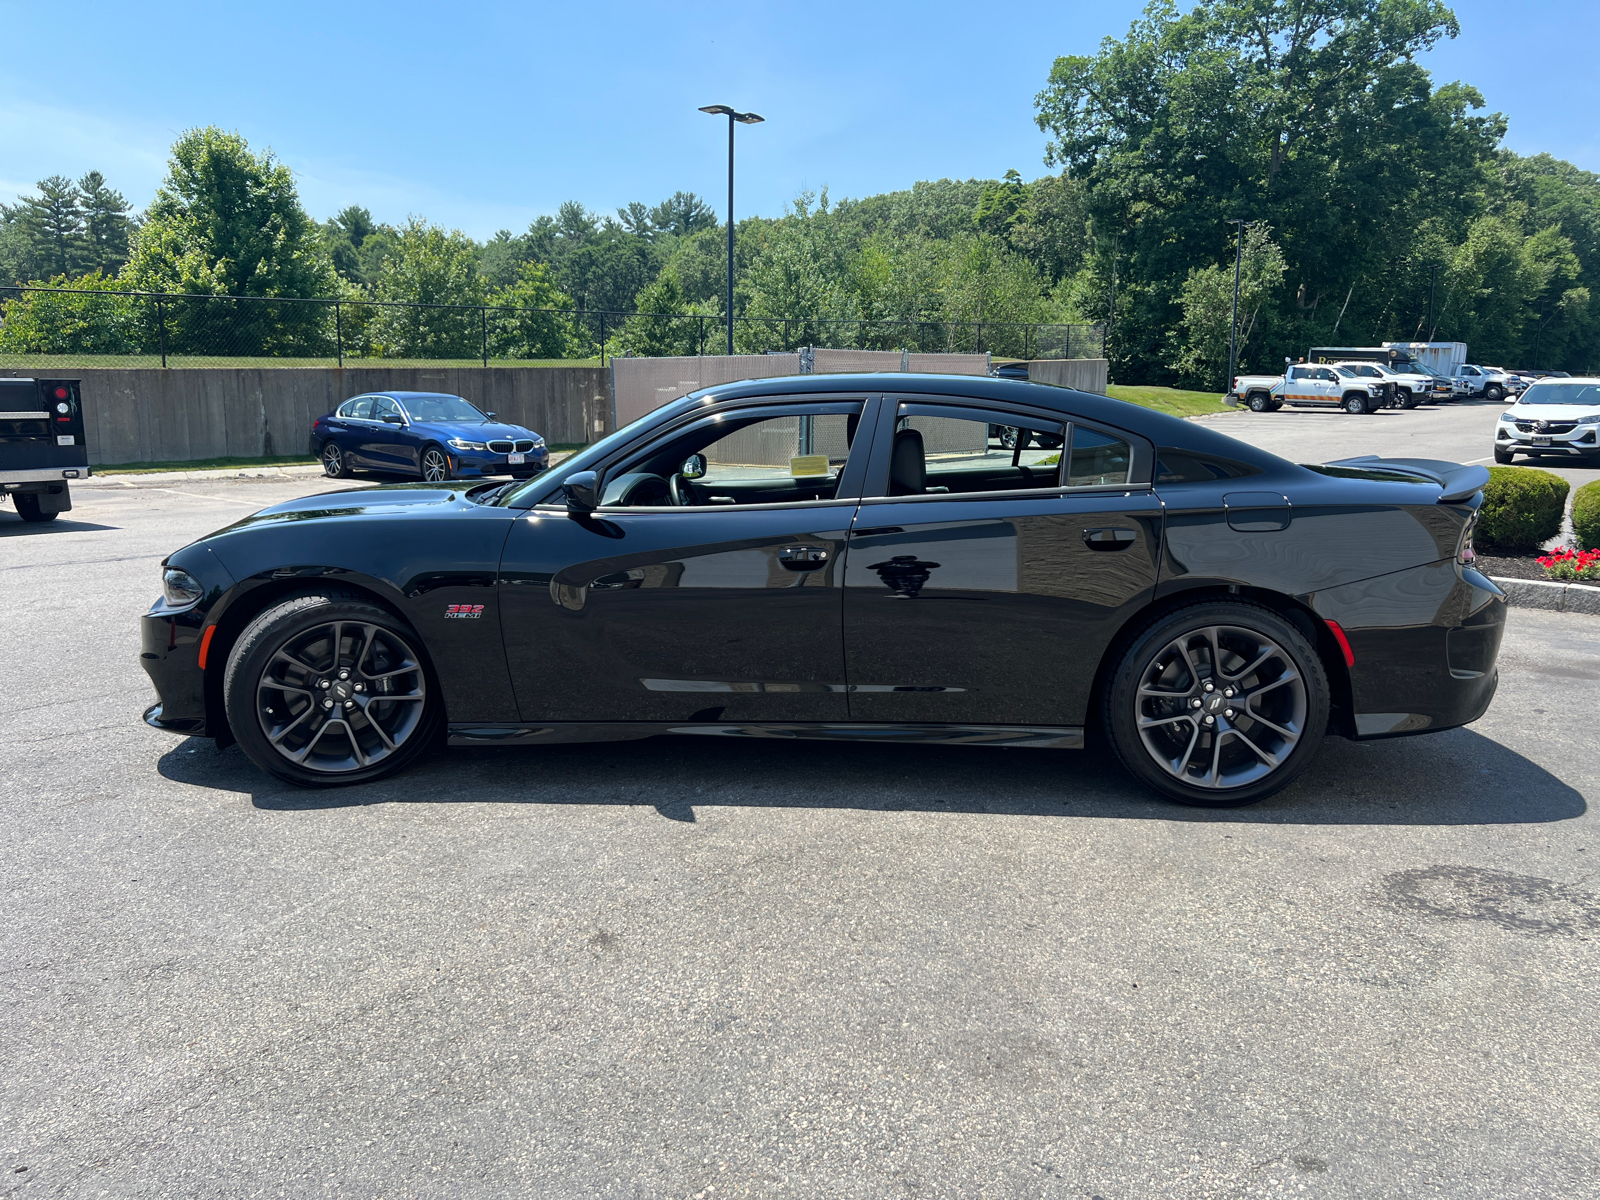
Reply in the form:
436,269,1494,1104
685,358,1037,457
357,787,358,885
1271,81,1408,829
618,267,716,357
648,191,719,238
8,176,88,278
368,217,485,359
123,128,337,354
1170,223,1288,387
975,170,1027,239
737,190,859,351
322,205,381,284
489,262,577,359
0,270,144,354
77,171,136,276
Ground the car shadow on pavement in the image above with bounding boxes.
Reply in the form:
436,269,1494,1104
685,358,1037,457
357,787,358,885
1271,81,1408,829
0,517,119,535
156,724,1585,826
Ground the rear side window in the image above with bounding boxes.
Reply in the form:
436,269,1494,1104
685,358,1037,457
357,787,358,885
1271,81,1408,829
1155,449,1263,485
1066,427,1132,488
339,397,373,419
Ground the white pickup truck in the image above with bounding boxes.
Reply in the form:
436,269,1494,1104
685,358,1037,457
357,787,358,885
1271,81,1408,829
1226,364,1393,414
1447,364,1519,400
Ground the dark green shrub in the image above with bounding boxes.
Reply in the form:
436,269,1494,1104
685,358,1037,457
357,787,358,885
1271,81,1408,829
1573,480,1600,553
1477,466,1569,553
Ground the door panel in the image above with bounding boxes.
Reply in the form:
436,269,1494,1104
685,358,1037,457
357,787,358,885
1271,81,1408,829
843,490,1163,725
499,503,858,722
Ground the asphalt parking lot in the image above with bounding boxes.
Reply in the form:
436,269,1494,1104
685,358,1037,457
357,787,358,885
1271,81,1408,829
3,398,1598,1199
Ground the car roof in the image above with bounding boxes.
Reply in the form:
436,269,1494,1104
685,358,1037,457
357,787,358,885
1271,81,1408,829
694,372,1289,468
349,391,469,401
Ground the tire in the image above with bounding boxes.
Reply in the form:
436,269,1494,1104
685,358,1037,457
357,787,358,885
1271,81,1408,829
1102,601,1330,808
998,427,1029,451
321,440,352,478
224,590,442,787
1485,384,1505,402
12,493,58,522
1493,447,1514,464
1343,393,1369,414
1397,388,1417,409
420,445,451,482
1247,392,1272,413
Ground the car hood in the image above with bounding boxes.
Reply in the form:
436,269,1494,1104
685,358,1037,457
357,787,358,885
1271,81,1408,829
1507,404,1598,419
409,420,541,441
196,481,489,541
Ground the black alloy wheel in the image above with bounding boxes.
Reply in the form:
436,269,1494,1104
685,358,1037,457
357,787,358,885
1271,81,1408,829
322,441,351,478
1248,393,1272,413
1396,388,1415,409
12,493,58,522
224,591,441,787
420,446,450,482
1103,601,1330,807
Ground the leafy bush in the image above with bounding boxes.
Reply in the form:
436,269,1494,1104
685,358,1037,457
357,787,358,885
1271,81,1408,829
1477,466,1569,553
0,272,144,354
1573,480,1600,554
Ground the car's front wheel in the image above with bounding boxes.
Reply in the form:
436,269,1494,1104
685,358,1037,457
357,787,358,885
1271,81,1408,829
224,591,441,787
1485,384,1505,402
1494,447,1515,464
420,445,451,482
1343,393,1370,414
1103,601,1330,807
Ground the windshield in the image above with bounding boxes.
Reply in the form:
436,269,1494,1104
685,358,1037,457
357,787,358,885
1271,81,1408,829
404,394,485,422
1518,381,1600,406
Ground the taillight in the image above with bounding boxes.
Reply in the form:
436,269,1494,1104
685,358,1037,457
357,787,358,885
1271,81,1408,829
1457,512,1477,567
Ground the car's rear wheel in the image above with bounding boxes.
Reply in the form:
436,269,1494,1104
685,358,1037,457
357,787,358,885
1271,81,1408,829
998,426,1029,450
224,591,441,787
1103,601,1330,807
420,445,451,482
321,441,352,478
12,493,58,522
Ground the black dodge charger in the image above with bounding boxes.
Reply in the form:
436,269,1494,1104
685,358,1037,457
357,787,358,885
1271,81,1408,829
140,374,1505,807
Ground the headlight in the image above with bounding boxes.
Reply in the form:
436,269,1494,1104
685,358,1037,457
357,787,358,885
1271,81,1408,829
448,438,487,451
530,435,546,447
1499,412,1516,422
162,567,204,606
1578,414,1600,425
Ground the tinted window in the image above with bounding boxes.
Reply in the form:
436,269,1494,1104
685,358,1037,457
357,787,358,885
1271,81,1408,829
1154,449,1263,484
340,397,373,419
1520,382,1600,406
1067,428,1132,487
894,406,1064,494
371,397,403,421
700,413,856,491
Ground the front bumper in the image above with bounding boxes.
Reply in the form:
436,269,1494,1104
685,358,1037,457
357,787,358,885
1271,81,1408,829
1497,423,1599,456
449,450,550,479
140,602,210,737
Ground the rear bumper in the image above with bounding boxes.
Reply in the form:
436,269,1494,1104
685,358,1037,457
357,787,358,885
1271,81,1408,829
1310,562,1506,739
0,465,89,486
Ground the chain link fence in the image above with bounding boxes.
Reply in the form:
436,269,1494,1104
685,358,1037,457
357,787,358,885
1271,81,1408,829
0,285,1106,370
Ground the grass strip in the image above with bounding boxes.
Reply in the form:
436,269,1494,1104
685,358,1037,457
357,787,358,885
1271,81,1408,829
1105,384,1230,419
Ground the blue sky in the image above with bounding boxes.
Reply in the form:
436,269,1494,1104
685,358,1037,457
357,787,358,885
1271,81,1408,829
2,0,1594,239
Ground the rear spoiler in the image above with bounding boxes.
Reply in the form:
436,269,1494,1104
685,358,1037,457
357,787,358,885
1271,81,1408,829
1325,455,1490,503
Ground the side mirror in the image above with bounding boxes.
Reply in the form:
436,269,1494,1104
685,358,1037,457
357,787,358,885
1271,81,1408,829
382,414,405,426
680,453,707,480
563,470,600,512
484,412,498,421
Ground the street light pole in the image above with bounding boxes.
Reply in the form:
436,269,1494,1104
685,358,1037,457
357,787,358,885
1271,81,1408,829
1226,219,1249,391
700,104,764,355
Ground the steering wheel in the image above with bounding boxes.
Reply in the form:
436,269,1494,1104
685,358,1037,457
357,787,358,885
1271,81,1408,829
669,473,699,506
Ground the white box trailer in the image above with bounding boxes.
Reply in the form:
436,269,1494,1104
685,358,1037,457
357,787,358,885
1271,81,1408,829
1383,341,1468,374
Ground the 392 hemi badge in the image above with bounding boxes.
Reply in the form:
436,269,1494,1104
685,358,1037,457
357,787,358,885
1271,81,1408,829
444,603,485,619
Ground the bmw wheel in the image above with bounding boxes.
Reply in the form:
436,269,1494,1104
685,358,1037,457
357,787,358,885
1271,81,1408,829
322,441,351,478
224,591,441,787
420,445,451,482
1103,601,1330,807
999,426,1029,451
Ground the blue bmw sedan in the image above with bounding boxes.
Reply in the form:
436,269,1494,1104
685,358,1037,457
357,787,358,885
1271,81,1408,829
310,392,549,482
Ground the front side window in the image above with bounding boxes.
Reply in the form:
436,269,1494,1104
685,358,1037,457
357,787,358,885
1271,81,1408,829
371,397,403,421
600,403,865,508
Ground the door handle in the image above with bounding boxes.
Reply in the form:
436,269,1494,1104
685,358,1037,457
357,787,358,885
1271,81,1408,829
1083,527,1137,550
778,545,830,570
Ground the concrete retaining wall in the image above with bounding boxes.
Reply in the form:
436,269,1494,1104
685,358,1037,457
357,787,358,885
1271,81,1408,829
1027,358,1110,395
0,366,611,466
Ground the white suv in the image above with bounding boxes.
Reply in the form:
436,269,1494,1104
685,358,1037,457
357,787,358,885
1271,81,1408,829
1494,378,1600,463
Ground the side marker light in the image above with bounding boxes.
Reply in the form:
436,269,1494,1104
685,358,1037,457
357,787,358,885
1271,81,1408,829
1325,620,1355,668
197,625,217,669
